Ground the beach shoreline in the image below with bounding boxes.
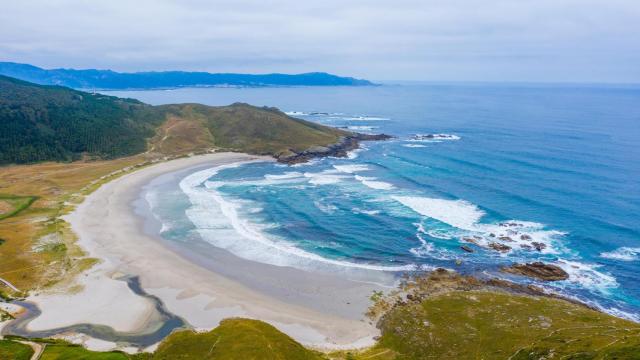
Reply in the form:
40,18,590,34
20,152,384,352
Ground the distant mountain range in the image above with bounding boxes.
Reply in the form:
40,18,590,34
0,62,373,89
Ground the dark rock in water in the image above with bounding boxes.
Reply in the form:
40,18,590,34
532,242,547,252
277,133,393,164
520,244,532,250
501,262,569,281
488,242,511,253
489,233,496,238
460,245,474,253
462,237,479,245
498,236,514,242
520,234,532,240
410,133,460,141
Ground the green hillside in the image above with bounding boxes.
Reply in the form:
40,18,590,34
0,75,351,165
0,319,324,360
153,318,324,360
158,103,346,158
0,75,163,164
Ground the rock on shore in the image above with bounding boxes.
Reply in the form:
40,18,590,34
500,262,569,281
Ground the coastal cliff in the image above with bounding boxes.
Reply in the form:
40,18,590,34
276,133,393,164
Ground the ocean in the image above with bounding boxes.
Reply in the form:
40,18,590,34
105,82,640,321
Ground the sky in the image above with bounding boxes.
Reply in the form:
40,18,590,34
1,0,639,83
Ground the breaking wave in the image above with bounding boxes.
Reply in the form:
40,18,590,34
179,165,424,273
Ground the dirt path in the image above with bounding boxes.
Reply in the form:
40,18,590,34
0,276,20,292
17,340,45,360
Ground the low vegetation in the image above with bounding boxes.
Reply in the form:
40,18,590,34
0,195,37,221
156,103,346,159
0,339,33,360
0,155,150,290
153,318,324,359
40,344,134,360
345,270,640,359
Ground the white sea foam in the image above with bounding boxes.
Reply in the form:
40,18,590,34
352,207,381,215
180,165,421,273
393,196,564,255
409,233,435,257
145,189,175,234
314,200,338,214
342,116,390,121
409,223,457,260
601,247,640,261
346,145,368,159
264,171,304,180
554,259,618,293
333,164,371,173
347,125,379,131
402,144,427,148
284,111,309,116
409,133,461,142
355,175,394,190
304,170,349,185
393,196,484,231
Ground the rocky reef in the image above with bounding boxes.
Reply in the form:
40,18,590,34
276,133,392,164
500,262,569,281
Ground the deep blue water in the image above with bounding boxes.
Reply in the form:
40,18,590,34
107,83,640,320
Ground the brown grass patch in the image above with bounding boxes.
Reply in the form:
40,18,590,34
0,154,154,291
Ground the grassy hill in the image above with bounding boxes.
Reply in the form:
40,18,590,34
156,103,345,158
347,270,640,359
0,75,351,165
152,318,324,360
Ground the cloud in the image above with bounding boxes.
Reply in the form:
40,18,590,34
0,0,639,82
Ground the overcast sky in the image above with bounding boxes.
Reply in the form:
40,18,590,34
1,0,639,82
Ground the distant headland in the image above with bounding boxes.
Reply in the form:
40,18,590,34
0,61,374,90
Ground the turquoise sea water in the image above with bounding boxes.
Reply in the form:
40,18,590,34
106,83,640,320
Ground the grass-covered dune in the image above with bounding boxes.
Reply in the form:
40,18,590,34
0,75,354,165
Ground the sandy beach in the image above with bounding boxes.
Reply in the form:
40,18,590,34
24,152,385,351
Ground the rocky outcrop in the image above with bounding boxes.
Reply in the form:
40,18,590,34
277,133,392,164
500,262,569,281
531,242,547,252
460,245,475,253
488,242,511,253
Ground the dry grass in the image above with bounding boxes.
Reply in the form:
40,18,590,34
148,114,215,156
0,155,154,291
